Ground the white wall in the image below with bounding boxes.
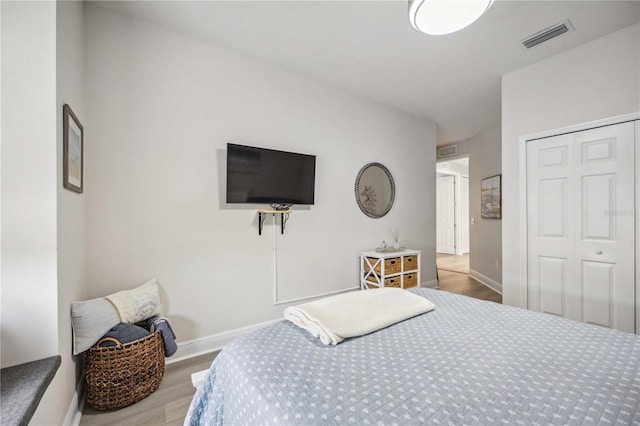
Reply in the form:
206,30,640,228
469,118,501,286
502,23,640,307
50,0,87,423
84,5,436,343
1,0,58,367
0,1,67,423
1,3,86,423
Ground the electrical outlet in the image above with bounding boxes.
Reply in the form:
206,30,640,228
495,259,499,268
471,217,475,225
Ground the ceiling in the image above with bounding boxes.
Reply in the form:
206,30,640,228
94,1,640,145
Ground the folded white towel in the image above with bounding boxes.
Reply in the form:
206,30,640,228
284,288,435,345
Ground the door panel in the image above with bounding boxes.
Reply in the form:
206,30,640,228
539,178,567,238
538,256,566,317
581,261,614,328
527,121,635,333
581,174,614,240
539,145,568,167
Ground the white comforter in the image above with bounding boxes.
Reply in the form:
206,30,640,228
284,288,435,345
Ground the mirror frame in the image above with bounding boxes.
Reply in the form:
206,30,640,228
354,162,395,218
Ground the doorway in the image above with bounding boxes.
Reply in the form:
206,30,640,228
436,156,501,303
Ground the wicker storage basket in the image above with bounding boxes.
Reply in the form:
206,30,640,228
85,330,165,410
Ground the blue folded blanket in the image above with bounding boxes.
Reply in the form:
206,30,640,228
98,323,149,347
146,316,177,357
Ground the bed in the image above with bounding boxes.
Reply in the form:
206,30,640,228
185,288,640,425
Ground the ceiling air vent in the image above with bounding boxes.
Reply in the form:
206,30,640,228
521,20,574,50
438,145,457,158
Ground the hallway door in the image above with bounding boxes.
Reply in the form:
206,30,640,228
437,175,456,254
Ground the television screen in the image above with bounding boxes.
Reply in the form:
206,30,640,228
226,143,316,206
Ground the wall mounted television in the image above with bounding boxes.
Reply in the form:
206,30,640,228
226,143,316,208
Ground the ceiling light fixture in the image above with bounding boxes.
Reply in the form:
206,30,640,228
409,0,495,35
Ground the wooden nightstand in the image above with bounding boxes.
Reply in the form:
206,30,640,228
360,249,421,290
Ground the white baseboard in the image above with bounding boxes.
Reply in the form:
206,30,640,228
469,269,502,294
166,318,282,365
63,378,85,426
421,279,439,289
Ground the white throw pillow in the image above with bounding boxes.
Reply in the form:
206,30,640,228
104,278,163,324
70,297,120,355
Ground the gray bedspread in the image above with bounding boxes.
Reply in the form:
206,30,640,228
185,288,640,425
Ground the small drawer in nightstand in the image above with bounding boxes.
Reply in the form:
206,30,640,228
385,257,402,274
384,276,401,288
403,255,417,271
404,273,418,288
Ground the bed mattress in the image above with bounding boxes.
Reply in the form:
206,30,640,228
185,288,640,425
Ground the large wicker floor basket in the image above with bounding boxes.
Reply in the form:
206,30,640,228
85,330,165,410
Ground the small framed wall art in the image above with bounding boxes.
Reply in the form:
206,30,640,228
63,104,84,193
481,174,501,219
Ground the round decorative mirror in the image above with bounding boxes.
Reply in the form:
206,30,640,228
355,162,395,218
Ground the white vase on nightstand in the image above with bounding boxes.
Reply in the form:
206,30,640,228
390,227,400,251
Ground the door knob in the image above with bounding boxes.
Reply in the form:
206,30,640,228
595,249,603,255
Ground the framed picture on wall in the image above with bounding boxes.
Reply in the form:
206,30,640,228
481,174,501,219
63,104,84,193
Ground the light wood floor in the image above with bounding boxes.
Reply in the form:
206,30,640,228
437,253,470,274
80,352,218,426
436,252,501,303
437,268,502,304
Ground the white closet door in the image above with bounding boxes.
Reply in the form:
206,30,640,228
527,133,576,319
527,122,635,333
574,123,635,332
437,175,456,254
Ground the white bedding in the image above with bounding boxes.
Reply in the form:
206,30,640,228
283,287,435,344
